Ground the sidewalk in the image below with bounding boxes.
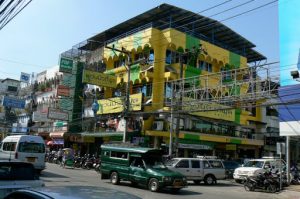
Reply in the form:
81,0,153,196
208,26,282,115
284,184,300,192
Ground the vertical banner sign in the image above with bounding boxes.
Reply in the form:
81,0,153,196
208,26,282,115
279,0,300,136
20,72,30,83
59,57,73,73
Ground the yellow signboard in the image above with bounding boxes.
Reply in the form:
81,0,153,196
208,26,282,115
183,98,235,122
97,93,142,114
82,69,117,88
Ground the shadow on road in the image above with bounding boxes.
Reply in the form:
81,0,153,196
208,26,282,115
104,181,202,196
40,170,69,178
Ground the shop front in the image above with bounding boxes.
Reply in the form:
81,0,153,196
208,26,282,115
48,131,66,150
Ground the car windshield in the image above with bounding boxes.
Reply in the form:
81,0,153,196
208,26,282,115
165,159,180,166
144,158,166,169
18,142,45,153
243,160,264,168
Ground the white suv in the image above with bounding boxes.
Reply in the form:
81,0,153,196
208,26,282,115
166,157,225,185
233,158,285,183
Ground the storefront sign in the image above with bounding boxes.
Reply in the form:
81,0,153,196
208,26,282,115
82,69,117,88
178,143,212,150
57,85,70,97
183,98,235,122
226,144,237,151
97,93,142,114
33,111,51,122
59,57,73,73
2,96,25,109
48,108,69,121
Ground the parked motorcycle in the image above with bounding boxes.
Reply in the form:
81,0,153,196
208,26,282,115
244,171,278,193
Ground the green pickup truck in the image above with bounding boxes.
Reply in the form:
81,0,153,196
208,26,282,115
100,144,187,192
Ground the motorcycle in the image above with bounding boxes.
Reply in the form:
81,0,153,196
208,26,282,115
244,172,278,193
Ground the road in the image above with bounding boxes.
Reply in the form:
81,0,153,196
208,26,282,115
40,163,300,199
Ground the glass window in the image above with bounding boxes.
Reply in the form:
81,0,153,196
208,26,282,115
176,160,189,168
18,142,45,153
203,160,211,168
243,160,264,168
110,151,128,159
209,160,223,168
3,142,17,151
191,160,200,168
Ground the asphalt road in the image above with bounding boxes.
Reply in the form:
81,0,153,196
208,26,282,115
40,163,300,199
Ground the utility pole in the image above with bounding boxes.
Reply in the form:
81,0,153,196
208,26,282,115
105,45,146,143
169,83,174,157
174,45,205,157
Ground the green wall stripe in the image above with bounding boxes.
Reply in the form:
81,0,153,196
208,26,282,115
230,138,241,144
235,108,241,124
186,34,200,50
133,31,143,49
229,52,241,68
184,133,200,140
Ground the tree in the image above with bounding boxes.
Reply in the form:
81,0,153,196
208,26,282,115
4,106,18,125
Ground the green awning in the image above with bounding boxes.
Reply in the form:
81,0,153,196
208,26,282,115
81,131,123,137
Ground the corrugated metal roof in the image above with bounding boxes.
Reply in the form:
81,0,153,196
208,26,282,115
79,3,265,63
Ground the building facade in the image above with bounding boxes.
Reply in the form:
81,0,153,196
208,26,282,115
62,4,270,158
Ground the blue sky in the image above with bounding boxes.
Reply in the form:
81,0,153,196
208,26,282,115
0,0,279,80
279,0,300,86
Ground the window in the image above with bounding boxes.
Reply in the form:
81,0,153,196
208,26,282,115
176,160,189,168
3,142,16,151
18,142,45,153
165,50,179,64
208,160,223,168
198,61,212,72
203,160,211,168
7,86,17,92
142,84,152,97
191,160,200,168
132,158,144,168
110,151,128,159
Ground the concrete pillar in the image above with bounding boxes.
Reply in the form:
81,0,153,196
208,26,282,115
153,136,161,149
184,149,189,157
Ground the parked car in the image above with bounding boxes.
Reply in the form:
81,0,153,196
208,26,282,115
100,144,187,192
233,157,286,183
0,160,44,198
166,156,226,185
222,160,240,179
4,186,141,199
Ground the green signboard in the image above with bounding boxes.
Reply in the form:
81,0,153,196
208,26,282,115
59,57,73,73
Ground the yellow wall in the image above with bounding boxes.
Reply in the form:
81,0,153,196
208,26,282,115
100,27,262,128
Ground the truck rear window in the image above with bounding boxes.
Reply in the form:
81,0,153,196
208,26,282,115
18,142,45,153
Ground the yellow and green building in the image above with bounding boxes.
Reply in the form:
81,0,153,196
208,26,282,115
66,4,267,158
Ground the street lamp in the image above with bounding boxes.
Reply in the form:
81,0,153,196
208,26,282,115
91,99,99,132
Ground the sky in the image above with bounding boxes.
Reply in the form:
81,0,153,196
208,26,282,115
279,0,300,86
0,0,279,81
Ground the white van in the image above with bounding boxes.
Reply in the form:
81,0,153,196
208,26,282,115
0,135,46,172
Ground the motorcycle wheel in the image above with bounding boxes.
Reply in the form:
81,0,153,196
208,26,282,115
244,182,255,191
267,184,276,193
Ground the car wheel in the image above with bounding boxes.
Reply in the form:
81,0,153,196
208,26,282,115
193,180,201,185
148,178,160,192
204,175,215,185
110,172,120,185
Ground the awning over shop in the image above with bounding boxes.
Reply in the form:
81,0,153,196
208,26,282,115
145,130,264,146
49,131,66,138
81,131,124,137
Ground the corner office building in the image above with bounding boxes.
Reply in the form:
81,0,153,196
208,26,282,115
60,4,270,159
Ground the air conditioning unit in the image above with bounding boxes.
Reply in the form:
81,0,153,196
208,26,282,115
153,121,164,131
